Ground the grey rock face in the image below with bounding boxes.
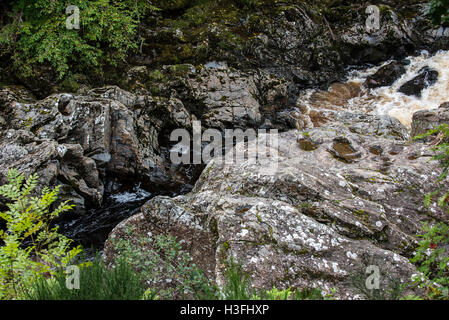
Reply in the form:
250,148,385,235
132,64,263,130
0,65,291,214
0,85,200,213
335,112,410,141
105,112,446,298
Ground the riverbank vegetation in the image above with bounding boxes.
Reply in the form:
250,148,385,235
0,0,436,96
0,169,328,300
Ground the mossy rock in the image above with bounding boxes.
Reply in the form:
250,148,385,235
56,74,88,93
153,0,195,11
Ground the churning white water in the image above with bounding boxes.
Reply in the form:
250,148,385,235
297,50,449,128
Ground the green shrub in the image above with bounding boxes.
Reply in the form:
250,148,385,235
428,0,449,26
24,254,151,300
410,222,449,299
221,258,254,300
110,226,218,300
0,169,81,300
0,0,158,80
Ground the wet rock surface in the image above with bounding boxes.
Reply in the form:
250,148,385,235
364,61,407,89
398,66,439,97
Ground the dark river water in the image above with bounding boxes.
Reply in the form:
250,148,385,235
57,162,203,253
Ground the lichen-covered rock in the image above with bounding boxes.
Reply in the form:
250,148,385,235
105,112,447,299
335,112,410,140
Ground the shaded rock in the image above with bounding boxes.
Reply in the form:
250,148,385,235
398,66,439,97
141,64,263,130
364,61,407,89
0,139,60,186
58,144,103,207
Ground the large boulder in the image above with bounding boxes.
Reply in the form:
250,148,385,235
105,112,446,299
0,85,200,214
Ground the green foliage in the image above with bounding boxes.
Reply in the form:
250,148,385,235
428,0,449,25
0,169,81,300
221,258,253,300
410,124,449,300
414,125,449,211
24,254,150,300
110,226,218,299
0,0,159,80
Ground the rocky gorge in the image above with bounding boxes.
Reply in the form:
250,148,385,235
1,0,449,299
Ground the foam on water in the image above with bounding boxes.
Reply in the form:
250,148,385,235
109,184,152,203
298,50,449,128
